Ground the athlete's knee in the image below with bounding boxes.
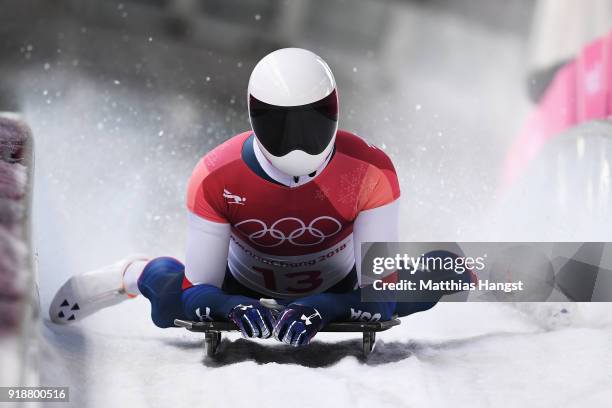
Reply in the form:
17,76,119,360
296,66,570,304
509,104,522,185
142,256,184,275
138,257,184,289
138,257,187,328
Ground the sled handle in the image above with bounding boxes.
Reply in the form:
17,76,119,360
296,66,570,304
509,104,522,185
174,319,194,329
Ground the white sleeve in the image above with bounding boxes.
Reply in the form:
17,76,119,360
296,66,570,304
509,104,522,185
353,199,400,286
184,211,231,287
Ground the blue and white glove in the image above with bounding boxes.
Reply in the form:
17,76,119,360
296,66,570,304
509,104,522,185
273,304,324,347
229,303,275,339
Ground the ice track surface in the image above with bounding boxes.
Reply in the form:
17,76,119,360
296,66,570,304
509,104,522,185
39,300,612,408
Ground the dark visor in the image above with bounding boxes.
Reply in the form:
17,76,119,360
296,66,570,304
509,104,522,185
249,89,338,157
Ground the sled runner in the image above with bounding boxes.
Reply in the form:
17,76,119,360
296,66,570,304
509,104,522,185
174,317,401,358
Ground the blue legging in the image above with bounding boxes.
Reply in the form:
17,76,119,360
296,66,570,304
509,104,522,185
138,257,438,328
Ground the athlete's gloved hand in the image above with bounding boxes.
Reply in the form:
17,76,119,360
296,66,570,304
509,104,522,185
273,304,324,347
229,303,275,339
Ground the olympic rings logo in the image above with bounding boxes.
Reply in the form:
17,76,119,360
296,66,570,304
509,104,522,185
234,216,342,247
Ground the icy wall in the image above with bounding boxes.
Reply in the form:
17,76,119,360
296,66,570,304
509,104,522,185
0,114,35,386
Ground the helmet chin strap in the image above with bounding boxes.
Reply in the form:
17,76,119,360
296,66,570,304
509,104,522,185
253,137,333,187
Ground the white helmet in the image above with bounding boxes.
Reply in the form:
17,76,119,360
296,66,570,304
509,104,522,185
248,48,338,177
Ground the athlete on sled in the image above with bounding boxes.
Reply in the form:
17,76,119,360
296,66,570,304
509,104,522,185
50,48,463,346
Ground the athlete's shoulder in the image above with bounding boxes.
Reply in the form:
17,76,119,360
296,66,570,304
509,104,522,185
189,131,249,186
186,131,250,222
334,129,400,210
335,129,396,173
201,131,250,173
